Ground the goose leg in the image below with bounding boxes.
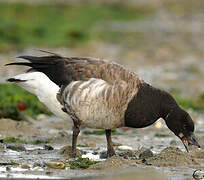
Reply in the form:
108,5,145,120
105,129,116,157
71,123,80,157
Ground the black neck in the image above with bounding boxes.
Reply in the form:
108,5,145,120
124,83,178,128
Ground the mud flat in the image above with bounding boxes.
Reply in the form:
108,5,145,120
0,116,203,179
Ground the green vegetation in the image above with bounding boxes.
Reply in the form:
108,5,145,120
31,139,50,145
83,129,122,135
173,94,204,111
69,157,99,169
2,136,28,144
0,2,153,52
0,83,51,120
1,136,50,145
155,133,171,138
0,161,19,166
77,144,89,147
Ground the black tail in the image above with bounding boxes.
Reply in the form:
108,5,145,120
5,55,74,86
6,78,27,82
5,62,34,67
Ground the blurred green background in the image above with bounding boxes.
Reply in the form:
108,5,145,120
0,1,155,52
0,0,204,120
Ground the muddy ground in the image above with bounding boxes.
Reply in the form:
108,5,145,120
0,115,203,180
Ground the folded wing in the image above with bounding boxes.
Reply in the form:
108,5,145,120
6,53,139,87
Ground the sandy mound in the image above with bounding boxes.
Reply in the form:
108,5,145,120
190,148,204,159
147,147,199,166
90,156,136,170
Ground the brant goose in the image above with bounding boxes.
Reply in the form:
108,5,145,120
6,52,200,157
7,72,68,121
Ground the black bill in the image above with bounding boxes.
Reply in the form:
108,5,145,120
181,133,200,152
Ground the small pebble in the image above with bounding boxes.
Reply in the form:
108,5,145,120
21,164,30,169
44,161,66,169
32,166,41,171
118,145,133,151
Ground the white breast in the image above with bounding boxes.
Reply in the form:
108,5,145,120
62,78,125,129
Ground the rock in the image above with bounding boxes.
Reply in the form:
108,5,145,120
139,149,153,159
7,144,26,152
44,145,54,151
21,164,30,169
118,145,133,151
99,151,107,159
44,161,66,169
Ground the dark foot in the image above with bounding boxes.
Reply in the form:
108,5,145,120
107,149,116,158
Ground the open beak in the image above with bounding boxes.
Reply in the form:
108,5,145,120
180,133,200,152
